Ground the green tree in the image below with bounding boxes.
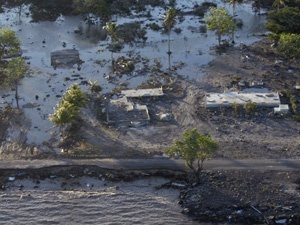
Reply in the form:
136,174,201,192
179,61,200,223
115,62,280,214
266,7,300,36
3,57,27,109
62,83,89,108
162,7,176,72
0,28,21,60
72,0,111,23
49,83,88,140
103,21,120,66
166,128,219,183
205,7,236,46
278,33,300,58
49,101,80,140
273,0,289,10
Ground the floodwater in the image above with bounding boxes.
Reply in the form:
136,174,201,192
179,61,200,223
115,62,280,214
0,1,266,145
0,2,264,224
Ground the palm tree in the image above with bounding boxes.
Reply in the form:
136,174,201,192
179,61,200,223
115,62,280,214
227,0,243,16
103,21,119,66
273,0,289,10
62,83,88,108
162,7,176,73
88,80,102,94
227,0,243,44
49,101,79,140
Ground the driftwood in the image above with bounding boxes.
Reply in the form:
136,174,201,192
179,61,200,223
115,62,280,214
250,205,269,224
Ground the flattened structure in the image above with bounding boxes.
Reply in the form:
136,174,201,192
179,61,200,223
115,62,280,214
107,97,150,124
205,92,280,108
106,87,164,125
121,87,163,98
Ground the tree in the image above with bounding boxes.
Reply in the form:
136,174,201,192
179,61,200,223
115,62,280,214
273,0,289,10
49,101,80,140
0,28,21,60
3,57,27,109
205,7,236,46
72,0,111,23
88,80,102,94
266,7,300,36
103,21,120,66
166,128,219,183
62,83,89,108
278,33,300,59
227,0,243,16
49,83,88,140
162,7,176,72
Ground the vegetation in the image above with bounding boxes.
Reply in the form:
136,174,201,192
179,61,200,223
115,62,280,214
103,21,120,66
278,33,300,59
205,6,236,46
88,80,102,94
166,128,219,183
162,7,177,72
2,57,27,109
227,0,243,16
0,28,21,60
72,0,111,23
244,101,257,114
266,7,300,36
49,83,88,140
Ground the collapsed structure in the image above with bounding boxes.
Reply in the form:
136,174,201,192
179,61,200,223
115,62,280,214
106,87,164,125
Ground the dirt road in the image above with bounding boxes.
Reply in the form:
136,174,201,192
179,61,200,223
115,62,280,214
0,158,299,171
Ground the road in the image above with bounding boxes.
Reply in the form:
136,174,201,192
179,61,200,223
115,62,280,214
0,158,299,171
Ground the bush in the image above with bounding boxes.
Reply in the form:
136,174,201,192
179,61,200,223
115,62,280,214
278,33,300,59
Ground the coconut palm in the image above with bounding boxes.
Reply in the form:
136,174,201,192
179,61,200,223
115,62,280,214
273,0,289,10
103,21,119,66
162,7,176,73
88,80,102,94
62,83,89,108
49,101,79,140
227,0,243,16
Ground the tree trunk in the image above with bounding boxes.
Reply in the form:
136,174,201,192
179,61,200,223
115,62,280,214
167,30,171,74
15,80,19,109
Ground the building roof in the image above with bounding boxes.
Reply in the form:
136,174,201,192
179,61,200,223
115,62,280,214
205,92,280,108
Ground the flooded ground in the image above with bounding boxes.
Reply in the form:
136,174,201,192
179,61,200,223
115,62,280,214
0,1,266,146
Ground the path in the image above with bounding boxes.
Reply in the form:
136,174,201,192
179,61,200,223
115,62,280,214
0,158,299,171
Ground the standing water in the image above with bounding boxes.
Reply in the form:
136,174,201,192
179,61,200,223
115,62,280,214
0,2,265,224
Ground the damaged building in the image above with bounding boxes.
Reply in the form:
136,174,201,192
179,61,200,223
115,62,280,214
106,87,164,126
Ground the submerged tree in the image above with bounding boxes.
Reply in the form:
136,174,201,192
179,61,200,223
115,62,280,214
72,0,111,23
205,7,236,46
162,7,176,73
166,128,219,184
227,0,243,16
103,21,120,66
3,57,27,109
